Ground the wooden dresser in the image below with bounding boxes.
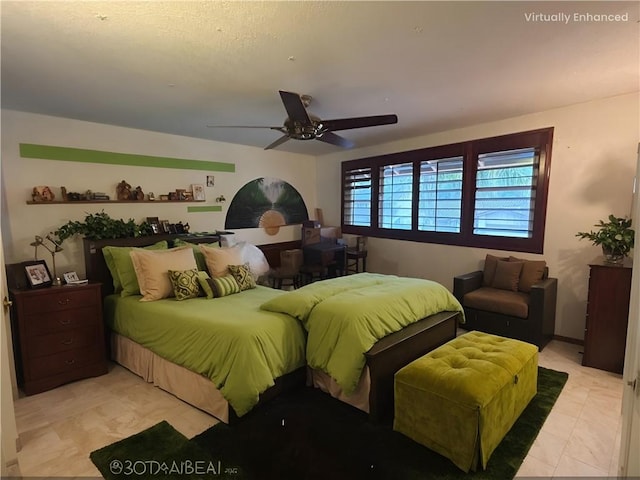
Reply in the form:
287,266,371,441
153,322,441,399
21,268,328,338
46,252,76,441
583,262,632,374
9,282,107,395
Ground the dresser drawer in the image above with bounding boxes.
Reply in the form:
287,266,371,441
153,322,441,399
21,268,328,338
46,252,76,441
27,327,100,358
24,307,99,337
22,288,97,315
28,346,104,380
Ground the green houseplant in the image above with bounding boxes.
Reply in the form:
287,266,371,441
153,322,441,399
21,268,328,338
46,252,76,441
54,211,153,243
576,214,635,264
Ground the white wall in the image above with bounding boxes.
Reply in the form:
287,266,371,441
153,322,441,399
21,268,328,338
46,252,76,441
316,92,639,340
3,94,638,341
1,110,318,277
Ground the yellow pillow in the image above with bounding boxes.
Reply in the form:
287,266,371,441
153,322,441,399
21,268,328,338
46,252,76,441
103,241,168,294
200,244,243,277
130,247,197,301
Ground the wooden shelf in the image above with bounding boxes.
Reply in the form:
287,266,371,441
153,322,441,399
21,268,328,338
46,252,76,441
26,200,206,205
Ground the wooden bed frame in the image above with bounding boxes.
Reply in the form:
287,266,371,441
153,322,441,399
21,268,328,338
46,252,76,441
83,234,460,424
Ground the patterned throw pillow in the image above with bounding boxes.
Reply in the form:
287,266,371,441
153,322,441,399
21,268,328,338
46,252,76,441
206,275,241,298
228,263,256,291
168,269,201,301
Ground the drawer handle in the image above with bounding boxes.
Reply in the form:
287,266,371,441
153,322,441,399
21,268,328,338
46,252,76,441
65,359,76,365
61,339,74,345
58,298,71,305
59,319,71,326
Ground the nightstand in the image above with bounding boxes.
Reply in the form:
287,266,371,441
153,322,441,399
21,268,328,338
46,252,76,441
9,282,107,395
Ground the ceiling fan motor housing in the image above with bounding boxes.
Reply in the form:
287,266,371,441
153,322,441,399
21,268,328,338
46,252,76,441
284,115,325,140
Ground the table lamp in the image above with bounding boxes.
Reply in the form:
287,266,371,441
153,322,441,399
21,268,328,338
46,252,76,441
30,234,63,286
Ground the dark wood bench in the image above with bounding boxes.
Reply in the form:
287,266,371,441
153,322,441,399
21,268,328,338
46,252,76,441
365,310,461,424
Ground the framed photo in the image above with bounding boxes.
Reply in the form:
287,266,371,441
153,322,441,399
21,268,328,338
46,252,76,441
23,260,52,289
206,175,215,187
63,271,80,283
160,220,170,233
193,184,205,201
146,217,160,234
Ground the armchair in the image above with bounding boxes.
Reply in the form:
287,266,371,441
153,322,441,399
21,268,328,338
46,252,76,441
453,254,557,350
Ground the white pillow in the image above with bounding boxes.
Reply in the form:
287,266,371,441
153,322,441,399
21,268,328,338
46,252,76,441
219,234,237,247
236,242,270,279
130,246,197,302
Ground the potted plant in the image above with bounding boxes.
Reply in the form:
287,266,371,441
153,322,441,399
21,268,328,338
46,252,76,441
53,211,153,243
576,214,635,264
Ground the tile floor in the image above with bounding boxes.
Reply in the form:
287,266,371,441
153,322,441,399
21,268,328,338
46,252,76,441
6,340,624,478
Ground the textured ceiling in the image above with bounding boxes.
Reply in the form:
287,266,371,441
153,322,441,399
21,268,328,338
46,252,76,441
1,1,638,156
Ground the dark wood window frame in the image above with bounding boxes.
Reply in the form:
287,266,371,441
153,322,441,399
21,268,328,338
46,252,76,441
341,127,554,254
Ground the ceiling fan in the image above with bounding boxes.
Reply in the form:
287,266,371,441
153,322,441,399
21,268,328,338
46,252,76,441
207,90,398,150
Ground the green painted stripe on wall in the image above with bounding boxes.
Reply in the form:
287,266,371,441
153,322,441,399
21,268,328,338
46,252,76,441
19,144,235,172
187,206,223,213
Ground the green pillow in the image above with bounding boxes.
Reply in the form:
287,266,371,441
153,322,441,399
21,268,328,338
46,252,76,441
168,269,201,301
173,239,219,272
206,275,240,298
103,241,168,296
228,263,256,291
196,271,214,299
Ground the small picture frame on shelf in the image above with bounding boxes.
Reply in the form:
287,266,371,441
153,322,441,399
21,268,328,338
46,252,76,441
146,217,161,234
192,184,205,201
23,260,52,289
160,220,170,233
206,176,215,187
159,194,169,201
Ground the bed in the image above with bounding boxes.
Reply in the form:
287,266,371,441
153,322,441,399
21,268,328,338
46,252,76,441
84,235,463,424
260,273,464,422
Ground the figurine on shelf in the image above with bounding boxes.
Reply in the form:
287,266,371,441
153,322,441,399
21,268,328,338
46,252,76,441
134,186,144,201
61,186,68,201
116,180,132,201
32,186,56,202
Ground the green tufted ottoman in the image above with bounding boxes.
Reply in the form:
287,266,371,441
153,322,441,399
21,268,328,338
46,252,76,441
393,330,538,473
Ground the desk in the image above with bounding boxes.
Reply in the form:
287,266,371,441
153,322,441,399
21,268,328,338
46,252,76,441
302,243,346,282
346,248,367,274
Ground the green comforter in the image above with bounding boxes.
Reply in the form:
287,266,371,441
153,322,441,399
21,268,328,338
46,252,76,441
261,273,464,394
104,286,306,417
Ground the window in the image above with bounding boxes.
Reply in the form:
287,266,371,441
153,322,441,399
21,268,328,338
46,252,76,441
379,162,412,230
341,128,553,253
418,156,463,233
342,166,372,227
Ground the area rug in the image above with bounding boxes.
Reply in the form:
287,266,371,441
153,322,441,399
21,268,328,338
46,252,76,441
91,366,568,480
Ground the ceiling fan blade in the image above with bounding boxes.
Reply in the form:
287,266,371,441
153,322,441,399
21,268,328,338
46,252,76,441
321,114,398,132
264,135,291,150
317,131,355,149
206,125,281,129
279,91,312,126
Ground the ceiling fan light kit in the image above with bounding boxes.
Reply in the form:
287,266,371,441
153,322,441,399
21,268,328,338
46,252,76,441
208,90,398,150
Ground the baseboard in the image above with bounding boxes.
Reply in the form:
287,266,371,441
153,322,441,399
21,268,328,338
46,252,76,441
553,334,583,346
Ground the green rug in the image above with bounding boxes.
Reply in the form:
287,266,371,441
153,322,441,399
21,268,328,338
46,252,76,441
91,366,567,480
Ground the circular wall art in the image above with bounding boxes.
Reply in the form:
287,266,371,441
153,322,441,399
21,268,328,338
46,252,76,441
225,177,309,235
